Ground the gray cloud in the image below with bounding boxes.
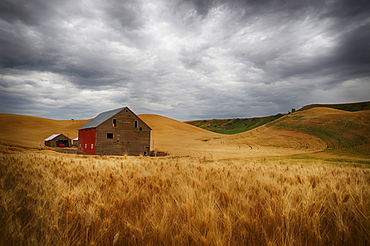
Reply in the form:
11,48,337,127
336,23,370,66
0,0,62,25
0,0,369,121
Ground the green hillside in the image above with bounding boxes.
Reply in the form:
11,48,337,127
268,108,370,158
187,101,370,135
298,101,370,112
186,114,285,134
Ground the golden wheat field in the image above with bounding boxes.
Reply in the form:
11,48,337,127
1,148,369,245
1,109,370,245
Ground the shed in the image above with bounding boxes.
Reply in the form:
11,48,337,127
44,133,72,147
78,107,151,156
72,137,78,147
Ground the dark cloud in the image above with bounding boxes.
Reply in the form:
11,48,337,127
0,0,60,25
185,0,215,16
325,0,370,19
104,1,145,30
336,23,370,66
0,0,369,120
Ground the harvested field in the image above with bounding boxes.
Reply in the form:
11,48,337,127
139,114,327,159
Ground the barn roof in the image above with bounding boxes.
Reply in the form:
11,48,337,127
78,107,125,130
44,133,61,141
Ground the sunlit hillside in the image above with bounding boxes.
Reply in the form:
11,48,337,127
298,101,370,112
0,112,326,159
186,101,370,135
186,113,285,134
268,108,370,158
0,114,88,148
1,106,369,159
139,114,326,159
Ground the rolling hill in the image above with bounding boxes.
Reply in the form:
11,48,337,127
298,101,370,112
1,105,369,159
135,114,327,159
187,101,370,134
0,112,326,159
0,114,88,148
268,107,370,158
186,113,285,134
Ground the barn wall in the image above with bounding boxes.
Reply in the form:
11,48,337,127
78,128,96,155
95,109,151,156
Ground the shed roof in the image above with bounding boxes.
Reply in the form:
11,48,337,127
44,133,61,141
78,107,125,130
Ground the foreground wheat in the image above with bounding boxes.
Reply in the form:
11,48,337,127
0,150,369,245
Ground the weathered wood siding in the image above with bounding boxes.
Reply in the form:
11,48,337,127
95,108,151,156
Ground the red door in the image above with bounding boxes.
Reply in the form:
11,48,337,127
78,128,96,154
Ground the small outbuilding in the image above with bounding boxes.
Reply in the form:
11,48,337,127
72,137,78,147
44,133,72,147
78,107,151,156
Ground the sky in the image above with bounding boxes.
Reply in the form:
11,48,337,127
0,0,370,121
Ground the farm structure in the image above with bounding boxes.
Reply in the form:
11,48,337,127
44,133,72,147
78,107,151,156
72,138,78,147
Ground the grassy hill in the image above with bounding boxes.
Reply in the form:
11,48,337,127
186,113,285,134
268,107,370,158
1,102,369,159
298,101,370,112
0,113,327,159
187,101,370,135
139,114,327,158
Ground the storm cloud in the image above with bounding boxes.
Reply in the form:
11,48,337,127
0,0,369,120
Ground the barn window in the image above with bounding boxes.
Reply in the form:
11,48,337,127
91,144,94,149
112,119,117,127
85,144,87,148
134,120,138,128
139,127,142,131
107,133,113,139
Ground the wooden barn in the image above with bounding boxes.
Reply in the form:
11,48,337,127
78,107,151,156
44,133,72,147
